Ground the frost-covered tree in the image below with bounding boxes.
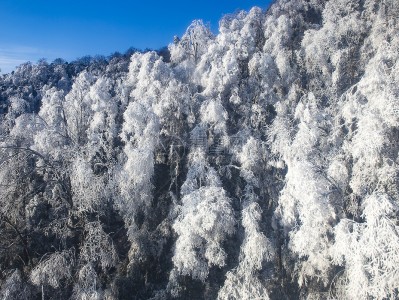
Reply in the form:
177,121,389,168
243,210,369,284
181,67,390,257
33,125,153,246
72,263,102,300
168,147,235,296
80,222,118,270
86,77,118,155
64,71,96,145
117,52,164,234
331,193,399,299
172,186,235,281
170,20,214,65
272,94,336,289
30,250,74,292
218,196,273,300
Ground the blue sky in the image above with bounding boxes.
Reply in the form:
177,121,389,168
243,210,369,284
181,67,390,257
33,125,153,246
0,1,272,74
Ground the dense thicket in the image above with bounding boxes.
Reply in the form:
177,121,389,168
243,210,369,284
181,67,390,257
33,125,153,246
1,0,399,299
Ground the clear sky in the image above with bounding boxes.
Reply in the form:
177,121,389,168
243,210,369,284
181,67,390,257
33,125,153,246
0,0,273,74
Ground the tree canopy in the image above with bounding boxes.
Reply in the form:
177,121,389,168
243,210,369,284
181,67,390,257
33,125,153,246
1,0,399,299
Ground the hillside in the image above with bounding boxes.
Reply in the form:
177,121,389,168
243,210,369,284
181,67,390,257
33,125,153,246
1,0,399,299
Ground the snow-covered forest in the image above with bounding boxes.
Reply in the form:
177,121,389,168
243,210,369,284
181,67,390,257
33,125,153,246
1,0,399,299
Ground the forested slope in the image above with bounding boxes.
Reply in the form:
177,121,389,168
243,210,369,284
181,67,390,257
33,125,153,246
1,0,399,299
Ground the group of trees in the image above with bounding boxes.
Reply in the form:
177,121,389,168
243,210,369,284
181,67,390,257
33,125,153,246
1,0,399,299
